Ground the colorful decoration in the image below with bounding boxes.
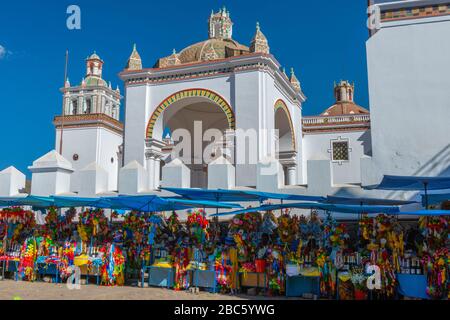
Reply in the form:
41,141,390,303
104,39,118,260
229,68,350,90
0,207,36,242
18,237,38,281
186,209,209,244
77,209,109,242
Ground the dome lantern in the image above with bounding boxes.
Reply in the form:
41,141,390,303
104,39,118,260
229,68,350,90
209,7,233,40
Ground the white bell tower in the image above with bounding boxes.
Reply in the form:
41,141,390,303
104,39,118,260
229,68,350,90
54,52,123,194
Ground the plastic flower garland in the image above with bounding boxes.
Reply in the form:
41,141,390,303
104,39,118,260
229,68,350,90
422,247,449,299
419,216,449,251
18,237,38,281
77,209,109,242
166,211,182,235
277,211,299,245
187,209,209,244
267,246,285,294
0,207,36,242
323,213,348,250
215,250,233,290
123,211,146,244
44,207,59,240
100,244,125,286
316,248,336,297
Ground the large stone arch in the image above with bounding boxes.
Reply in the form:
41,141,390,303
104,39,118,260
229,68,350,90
274,99,296,152
146,88,235,139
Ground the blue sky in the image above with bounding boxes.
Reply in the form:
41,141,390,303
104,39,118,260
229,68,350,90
0,0,370,176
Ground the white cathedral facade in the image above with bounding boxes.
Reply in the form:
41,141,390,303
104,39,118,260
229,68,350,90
1,1,449,204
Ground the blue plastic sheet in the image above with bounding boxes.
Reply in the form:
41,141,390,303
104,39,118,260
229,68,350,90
211,202,400,216
325,195,417,206
397,210,450,216
367,175,450,191
421,193,450,206
162,187,325,203
397,274,429,299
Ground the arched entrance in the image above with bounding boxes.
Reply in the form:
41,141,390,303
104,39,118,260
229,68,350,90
274,99,297,185
146,89,235,189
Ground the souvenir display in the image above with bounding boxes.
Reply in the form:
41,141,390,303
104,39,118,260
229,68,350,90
0,200,446,299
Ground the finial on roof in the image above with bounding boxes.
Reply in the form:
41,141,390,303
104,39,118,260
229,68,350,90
125,43,142,71
289,68,301,92
250,21,269,54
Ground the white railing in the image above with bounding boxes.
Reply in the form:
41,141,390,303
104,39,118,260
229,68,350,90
302,114,370,125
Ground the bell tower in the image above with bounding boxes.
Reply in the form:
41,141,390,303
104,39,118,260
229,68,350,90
54,52,123,193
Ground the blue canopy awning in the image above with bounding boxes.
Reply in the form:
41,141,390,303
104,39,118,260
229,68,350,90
366,175,450,191
325,195,417,206
421,193,450,206
211,202,400,217
227,190,326,202
105,195,242,212
398,210,450,216
162,187,325,203
51,196,121,209
0,195,55,208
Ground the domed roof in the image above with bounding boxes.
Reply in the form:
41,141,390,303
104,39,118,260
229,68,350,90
320,80,369,116
84,75,107,87
180,38,248,62
88,52,102,61
321,102,369,116
156,38,249,67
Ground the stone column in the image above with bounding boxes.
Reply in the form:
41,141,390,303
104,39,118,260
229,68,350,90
145,138,165,191
154,158,161,189
286,165,297,186
146,155,155,190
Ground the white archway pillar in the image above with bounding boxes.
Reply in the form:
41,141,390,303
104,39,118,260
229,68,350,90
286,165,297,186
145,138,165,191
278,151,297,186
146,156,155,190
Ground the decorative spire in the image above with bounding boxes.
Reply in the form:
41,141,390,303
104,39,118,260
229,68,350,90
125,43,142,71
250,22,269,54
289,68,301,92
65,77,71,88
166,49,181,66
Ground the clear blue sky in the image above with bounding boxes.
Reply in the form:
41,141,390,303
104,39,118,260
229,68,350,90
0,0,370,176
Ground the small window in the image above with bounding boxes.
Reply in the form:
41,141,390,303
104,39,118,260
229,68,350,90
72,100,78,115
332,141,349,161
111,157,114,164
85,99,92,114
73,154,79,161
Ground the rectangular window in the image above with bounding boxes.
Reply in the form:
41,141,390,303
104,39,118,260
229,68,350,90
71,100,78,115
85,99,91,114
332,141,349,161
